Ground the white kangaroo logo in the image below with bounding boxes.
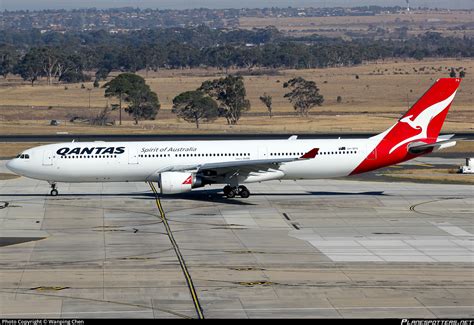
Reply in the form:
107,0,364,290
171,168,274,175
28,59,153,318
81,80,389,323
389,91,456,154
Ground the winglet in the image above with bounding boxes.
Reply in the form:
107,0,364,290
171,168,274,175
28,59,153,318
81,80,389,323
300,148,319,159
288,135,298,140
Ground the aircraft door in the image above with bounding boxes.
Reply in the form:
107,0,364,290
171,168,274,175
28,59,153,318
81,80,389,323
42,150,53,166
128,146,139,164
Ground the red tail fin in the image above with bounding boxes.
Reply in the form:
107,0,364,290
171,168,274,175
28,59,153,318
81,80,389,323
351,78,461,175
387,77,461,154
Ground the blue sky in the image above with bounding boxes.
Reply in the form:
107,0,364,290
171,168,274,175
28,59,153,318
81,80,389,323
1,0,473,10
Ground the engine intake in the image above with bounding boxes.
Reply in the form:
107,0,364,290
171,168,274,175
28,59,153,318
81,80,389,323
159,172,202,194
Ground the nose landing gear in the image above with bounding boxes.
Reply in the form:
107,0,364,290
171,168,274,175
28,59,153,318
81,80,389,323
223,185,250,198
50,183,58,196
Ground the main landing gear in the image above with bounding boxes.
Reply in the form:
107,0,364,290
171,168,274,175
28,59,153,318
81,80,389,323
50,183,58,196
223,185,250,198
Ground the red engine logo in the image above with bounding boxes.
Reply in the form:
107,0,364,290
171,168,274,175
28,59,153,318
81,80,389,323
182,175,193,185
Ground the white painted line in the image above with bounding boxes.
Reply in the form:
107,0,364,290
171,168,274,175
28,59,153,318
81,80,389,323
433,222,474,237
302,236,474,263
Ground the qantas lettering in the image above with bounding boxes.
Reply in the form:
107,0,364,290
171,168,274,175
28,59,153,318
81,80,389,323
56,147,125,156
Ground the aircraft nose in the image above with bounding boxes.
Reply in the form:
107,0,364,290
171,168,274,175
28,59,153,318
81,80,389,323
6,159,19,174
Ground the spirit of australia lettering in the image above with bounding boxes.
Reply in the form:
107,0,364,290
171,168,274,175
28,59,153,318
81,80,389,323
141,147,197,153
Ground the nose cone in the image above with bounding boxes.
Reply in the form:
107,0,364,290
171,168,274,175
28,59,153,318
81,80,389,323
6,159,20,175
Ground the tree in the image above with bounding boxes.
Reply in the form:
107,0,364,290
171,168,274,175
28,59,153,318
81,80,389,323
0,46,18,78
198,75,250,125
55,52,85,82
95,67,110,81
259,93,273,118
103,73,135,125
14,48,44,86
125,87,160,125
37,47,60,85
449,68,457,78
103,73,160,125
283,77,324,116
59,71,90,83
172,91,219,128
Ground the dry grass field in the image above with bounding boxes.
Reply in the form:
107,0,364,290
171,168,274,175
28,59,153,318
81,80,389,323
381,168,474,184
0,58,472,135
239,10,474,38
0,142,48,159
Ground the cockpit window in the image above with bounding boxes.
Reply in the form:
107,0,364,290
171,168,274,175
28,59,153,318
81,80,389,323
24,154,30,159
17,154,30,159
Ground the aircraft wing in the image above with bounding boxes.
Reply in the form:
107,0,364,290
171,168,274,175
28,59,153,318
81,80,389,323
156,148,319,175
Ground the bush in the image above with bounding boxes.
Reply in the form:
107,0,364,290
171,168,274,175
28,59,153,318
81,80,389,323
60,71,91,83
449,68,456,78
95,68,110,81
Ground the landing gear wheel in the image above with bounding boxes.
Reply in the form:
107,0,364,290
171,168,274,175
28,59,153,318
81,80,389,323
223,185,232,196
238,186,250,198
226,188,236,198
49,183,58,196
239,189,250,198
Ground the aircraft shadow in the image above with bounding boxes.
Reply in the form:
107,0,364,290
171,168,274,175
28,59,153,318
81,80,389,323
0,190,386,203
253,191,387,196
0,190,255,206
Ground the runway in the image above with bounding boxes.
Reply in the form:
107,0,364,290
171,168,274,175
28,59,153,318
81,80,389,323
0,160,472,318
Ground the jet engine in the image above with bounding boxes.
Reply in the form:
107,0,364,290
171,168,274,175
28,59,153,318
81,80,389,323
159,172,202,194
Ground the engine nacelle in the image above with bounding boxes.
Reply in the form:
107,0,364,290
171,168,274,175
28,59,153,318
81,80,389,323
159,172,201,194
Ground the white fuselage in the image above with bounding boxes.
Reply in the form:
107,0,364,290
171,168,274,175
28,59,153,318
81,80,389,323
6,139,376,184
6,78,460,196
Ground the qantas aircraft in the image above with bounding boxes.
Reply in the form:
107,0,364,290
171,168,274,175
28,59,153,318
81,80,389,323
6,78,460,198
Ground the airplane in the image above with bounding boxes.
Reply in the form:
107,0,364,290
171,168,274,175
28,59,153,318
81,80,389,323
6,78,461,198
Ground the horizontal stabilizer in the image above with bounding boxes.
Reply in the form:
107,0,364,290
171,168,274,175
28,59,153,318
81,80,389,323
408,139,457,154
